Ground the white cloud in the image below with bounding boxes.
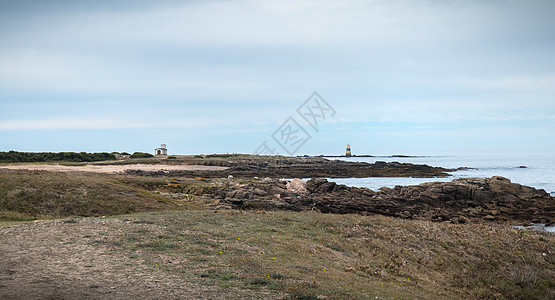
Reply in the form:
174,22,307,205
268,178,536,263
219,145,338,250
0,114,281,131
1,0,554,151
0,119,149,130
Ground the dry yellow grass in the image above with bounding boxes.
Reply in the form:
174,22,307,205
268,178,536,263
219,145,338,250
1,169,553,299
2,209,552,299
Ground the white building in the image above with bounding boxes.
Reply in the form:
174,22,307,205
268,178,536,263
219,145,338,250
155,144,167,155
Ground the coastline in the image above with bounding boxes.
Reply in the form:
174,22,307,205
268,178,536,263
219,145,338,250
1,153,553,226
325,151,555,197
1,155,553,299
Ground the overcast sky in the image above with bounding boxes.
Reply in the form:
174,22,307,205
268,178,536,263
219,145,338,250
1,0,554,155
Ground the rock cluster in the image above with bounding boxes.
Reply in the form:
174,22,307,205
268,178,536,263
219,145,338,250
125,157,453,178
198,176,553,225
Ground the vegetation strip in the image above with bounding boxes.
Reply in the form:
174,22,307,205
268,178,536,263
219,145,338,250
1,210,553,299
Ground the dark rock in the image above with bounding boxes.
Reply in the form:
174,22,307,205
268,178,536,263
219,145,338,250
253,188,268,196
316,182,336,193
124,156,453,179
304,176,552,224
484,215,495,221
165,174,554,225
306,178,328,192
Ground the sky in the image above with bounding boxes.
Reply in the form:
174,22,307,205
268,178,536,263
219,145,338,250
1,0,554,155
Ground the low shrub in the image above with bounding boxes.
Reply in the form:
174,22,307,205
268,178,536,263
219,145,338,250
130,152,154,159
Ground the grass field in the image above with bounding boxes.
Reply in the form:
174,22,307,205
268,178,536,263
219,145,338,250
0,169,553,299
117,210,554,299
0,169,189,220
1,210,553,299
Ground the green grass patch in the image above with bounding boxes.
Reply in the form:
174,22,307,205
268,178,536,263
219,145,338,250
96,210,555,299
0,209,36,221
0,169,186,219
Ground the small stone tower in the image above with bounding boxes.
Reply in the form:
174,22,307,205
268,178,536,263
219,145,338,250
155,144,167,156
346,144,351,157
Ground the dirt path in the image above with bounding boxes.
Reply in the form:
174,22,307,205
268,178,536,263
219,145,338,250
0,218,278,300
0,164,227,174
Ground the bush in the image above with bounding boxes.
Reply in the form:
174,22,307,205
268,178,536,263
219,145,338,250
0,151,116,163
130,152,154,159
206,154,234,158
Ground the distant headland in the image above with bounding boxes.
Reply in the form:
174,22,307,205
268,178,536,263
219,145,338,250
317,154,424,158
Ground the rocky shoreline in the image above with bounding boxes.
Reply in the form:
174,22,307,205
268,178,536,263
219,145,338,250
168,176,554,226
3,155,551,226
125,156,455,178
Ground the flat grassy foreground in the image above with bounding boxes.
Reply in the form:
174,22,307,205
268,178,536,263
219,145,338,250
0,169,554,299
1,210,553,299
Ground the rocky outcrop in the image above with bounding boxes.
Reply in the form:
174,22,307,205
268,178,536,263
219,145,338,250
125,157,454,178
192,176,554,225
311,176,553,225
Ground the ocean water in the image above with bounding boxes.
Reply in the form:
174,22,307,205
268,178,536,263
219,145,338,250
325,151,555,196
325,151,555,232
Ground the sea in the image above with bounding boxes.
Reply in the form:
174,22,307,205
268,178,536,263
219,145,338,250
324,150,555,232
325,151,555,195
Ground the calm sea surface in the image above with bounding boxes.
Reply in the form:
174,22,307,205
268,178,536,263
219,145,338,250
326,151,555,195
325,151,555,232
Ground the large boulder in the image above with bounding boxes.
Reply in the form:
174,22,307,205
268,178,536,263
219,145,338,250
306,178,328,192
286,178,308,194
317,181,336,193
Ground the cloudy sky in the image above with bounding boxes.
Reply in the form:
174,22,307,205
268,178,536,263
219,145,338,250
1,0,554,155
